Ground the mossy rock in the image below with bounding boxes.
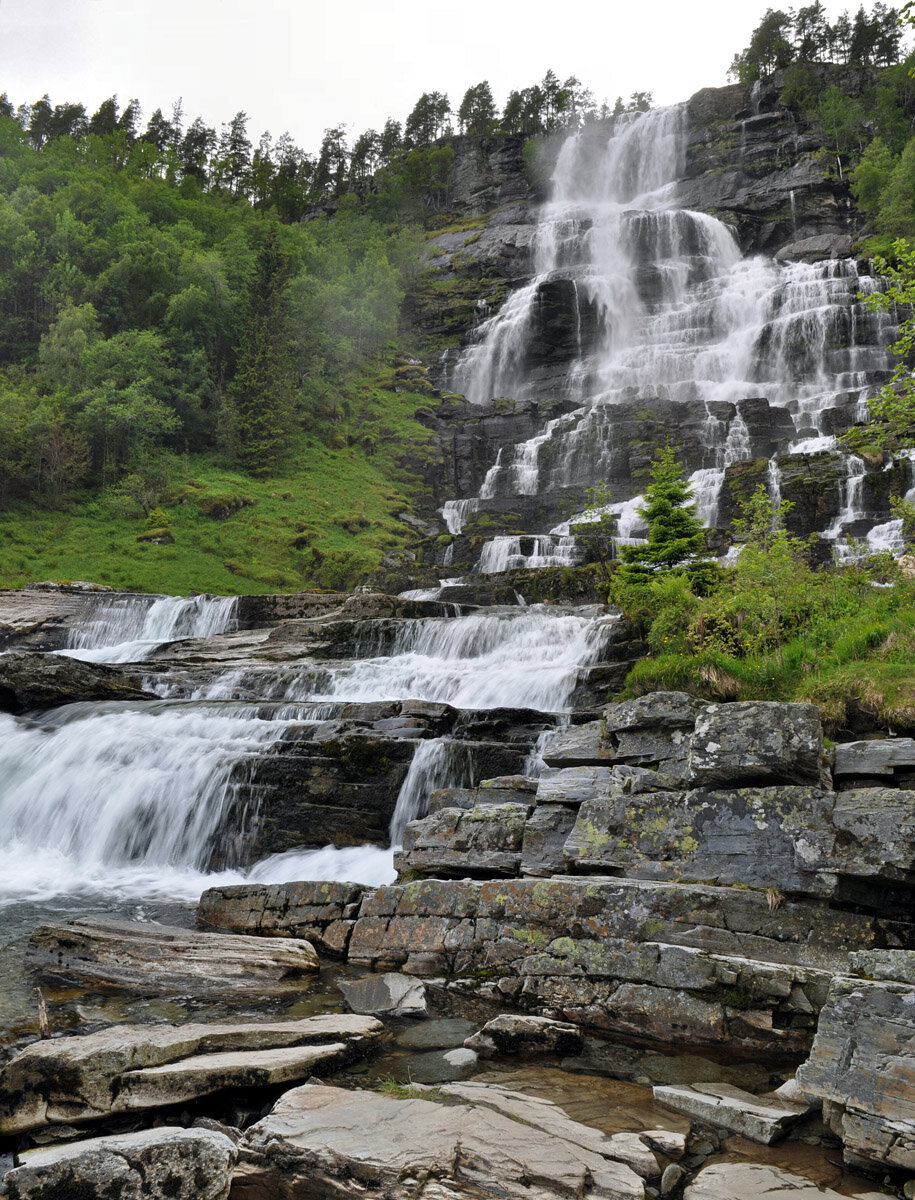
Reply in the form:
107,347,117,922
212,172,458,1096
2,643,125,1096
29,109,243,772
136,528,174,544
196,493,255,520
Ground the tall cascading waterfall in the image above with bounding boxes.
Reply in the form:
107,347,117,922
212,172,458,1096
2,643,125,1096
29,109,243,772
446,106,896,569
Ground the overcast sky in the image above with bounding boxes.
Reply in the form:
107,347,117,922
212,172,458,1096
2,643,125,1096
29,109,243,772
0,1,896,154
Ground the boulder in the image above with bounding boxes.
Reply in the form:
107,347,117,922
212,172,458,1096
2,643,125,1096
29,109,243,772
541,720,614,767
234,1082,646,1199
521,802,577,876
395,802,530,878
464,1014,584,1057
27,917,319,996
0,651,153,713
0,1015,383,1134
774,233,854,262
338,971,427,1018
796,974,915,1171
536,765,618,806
652,1081,811,1144
562,785,836,894
604,693,704,733
831,788,915,886
4,1127,237,1200
849,948,915,985
687,702,825,788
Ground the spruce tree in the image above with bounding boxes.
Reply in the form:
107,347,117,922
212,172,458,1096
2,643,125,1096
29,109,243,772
225,226,293,474
619,444,706,573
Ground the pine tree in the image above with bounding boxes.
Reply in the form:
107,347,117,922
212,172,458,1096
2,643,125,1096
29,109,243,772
619,444,706,573
225,226,293,474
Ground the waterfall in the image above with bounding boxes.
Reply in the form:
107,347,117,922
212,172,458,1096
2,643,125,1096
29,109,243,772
283,608,616,712
476,535,580,574
825,455,867,543
64,594,238,663
0,595,618,901
389,739,476,845
441,498,480,535
446,106,894,565
0,702,289,902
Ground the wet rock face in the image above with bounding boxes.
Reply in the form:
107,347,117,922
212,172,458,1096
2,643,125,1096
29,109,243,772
682,66,874,255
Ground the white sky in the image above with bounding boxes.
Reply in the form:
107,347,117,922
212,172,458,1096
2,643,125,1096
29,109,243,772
0,1,892,155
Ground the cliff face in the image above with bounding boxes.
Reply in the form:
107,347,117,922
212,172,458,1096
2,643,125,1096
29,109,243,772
412,66,875,354
395,73,900,572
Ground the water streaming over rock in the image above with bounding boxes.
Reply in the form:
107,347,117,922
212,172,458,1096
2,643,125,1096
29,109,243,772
63,594,239,663
448,106,894,557
0,106,900,911
0,599,616,900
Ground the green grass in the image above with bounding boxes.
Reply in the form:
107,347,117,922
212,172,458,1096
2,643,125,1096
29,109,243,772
0,380,441,595
618,569,915,733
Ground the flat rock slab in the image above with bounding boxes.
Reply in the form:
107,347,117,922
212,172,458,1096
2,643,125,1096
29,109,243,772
395,1047,479,1084
236,1082,645,1199
338,971,427,1017
116,1042,349,1109
0,1014,383,1134
684,1162,887,1199
833,738,915,778
5,1126,237,1200
395,1018,477,1050
27,917,319,996
652,1081,810,1144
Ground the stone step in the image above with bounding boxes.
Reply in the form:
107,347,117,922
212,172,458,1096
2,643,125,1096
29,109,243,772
653,1080,812,1145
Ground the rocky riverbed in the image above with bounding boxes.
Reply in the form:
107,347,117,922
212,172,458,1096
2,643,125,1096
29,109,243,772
0,583,913,1198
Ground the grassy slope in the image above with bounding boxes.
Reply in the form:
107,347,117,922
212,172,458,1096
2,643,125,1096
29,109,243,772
0,373,440,595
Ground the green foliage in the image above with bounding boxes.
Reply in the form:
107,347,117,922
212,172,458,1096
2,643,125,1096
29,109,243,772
0,376,441,594
731,1,905,81
849,238,915,448
0,112,421,512
891,492,915,543
613,485,915,732
570,481,616,585
696,487,811,664
224,226,293,473
850,136,897,216
618,445,706,574
815,86,867,159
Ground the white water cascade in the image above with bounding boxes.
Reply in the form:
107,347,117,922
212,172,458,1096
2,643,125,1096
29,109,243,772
447,106,895,562
0,598,616,902
63,593,239,663
193,606,615,713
